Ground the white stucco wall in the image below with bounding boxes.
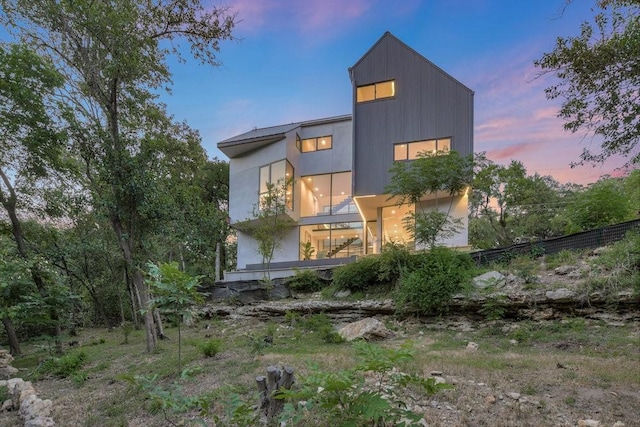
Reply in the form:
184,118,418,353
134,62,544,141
415,194,469,249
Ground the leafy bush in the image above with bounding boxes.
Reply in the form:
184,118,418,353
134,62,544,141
376,242,414,285
588,230,640,295
332,256,381,291
37,350,88,378
395,247,475,315
198,339,222,358
299,313,344,344
286,268,325,292
278,341,450,426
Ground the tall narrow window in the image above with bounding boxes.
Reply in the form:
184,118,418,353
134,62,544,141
259,159,294,210
356,80,395,102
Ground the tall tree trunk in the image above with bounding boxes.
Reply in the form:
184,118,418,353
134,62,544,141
111,216,157,352
1,167,62,351
2,317,21,356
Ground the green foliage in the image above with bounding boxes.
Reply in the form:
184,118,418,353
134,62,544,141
120,370,210,425
298,313,344,344
565,177,634,232
376,242,415,285
210,386,261,426
121,322,135,345
286,268,325,293
197,339,222,358
535,0,640,166
147,262,204,374
395,248,475,315
241,178,297,281
470,156,567,247
245,333,272,355
332,256,381,291
479,292,508,321
300,241,316,260
37,350,87,378
0,385,9,402
587,230,640,294
386,150,474,249
279,341,450,426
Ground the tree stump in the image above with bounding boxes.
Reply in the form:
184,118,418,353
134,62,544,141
256,365,295,421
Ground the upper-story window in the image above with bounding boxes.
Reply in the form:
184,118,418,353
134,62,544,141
394,137,451,161
296,135,332,153
259,159,294,210
356,80,395,102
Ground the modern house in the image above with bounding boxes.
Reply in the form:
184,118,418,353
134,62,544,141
218,32,474,280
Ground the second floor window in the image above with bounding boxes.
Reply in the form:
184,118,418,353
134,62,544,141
356,80,395,102
394,137,451,161
259,159,294,210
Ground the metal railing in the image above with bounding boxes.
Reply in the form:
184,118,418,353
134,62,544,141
471,219,640,265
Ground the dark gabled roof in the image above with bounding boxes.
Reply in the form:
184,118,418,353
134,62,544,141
218,114,351,158
348,31,474,95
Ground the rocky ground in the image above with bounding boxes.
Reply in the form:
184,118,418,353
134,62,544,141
1,247,638,426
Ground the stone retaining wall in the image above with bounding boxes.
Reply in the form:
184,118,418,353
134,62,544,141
0,349,55,427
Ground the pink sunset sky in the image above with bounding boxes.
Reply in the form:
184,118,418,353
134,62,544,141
161,0,633,186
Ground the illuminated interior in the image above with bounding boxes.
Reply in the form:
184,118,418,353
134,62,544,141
393,137,451,161
356,80,395,102
299,222,363,260
259,159,294,210
300,172,356,217
381,204,414,246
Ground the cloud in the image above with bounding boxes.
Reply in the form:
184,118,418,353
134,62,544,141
226,0,372,38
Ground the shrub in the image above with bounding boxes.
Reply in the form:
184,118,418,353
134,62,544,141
299,313,344,344
332,256,381,291
286,269,325,293
395,247,475,315
198,339,222,358
376,242,414,285
37,350,88,378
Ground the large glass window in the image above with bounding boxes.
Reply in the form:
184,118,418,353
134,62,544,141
299,135,332,153
356,80,395,102
394,137,451,161
299,222,363,260
259,159,294,210
301,172,356,217
381,204,414,247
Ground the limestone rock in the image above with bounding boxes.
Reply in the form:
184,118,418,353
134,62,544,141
338,317,393,341
577,420,600,427
0,365,19,379
1,398,12,411
545,288,575,301
472,271,506,289
554,265,577,275
334,289,352,299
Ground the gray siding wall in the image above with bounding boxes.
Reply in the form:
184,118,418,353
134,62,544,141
351,35,474,196
298,120,353,176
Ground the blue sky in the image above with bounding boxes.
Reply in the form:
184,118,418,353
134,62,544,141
104,1,626,185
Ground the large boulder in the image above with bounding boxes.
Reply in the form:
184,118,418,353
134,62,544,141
338,317,394,341
472,271,506,289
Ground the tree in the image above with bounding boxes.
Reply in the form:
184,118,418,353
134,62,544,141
535,0,640,166
565,176,634,231
240,179,296,283
146,262,203,375
386,151,474,249
470,156,567,248
0,43,71,351
0,0,236,352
